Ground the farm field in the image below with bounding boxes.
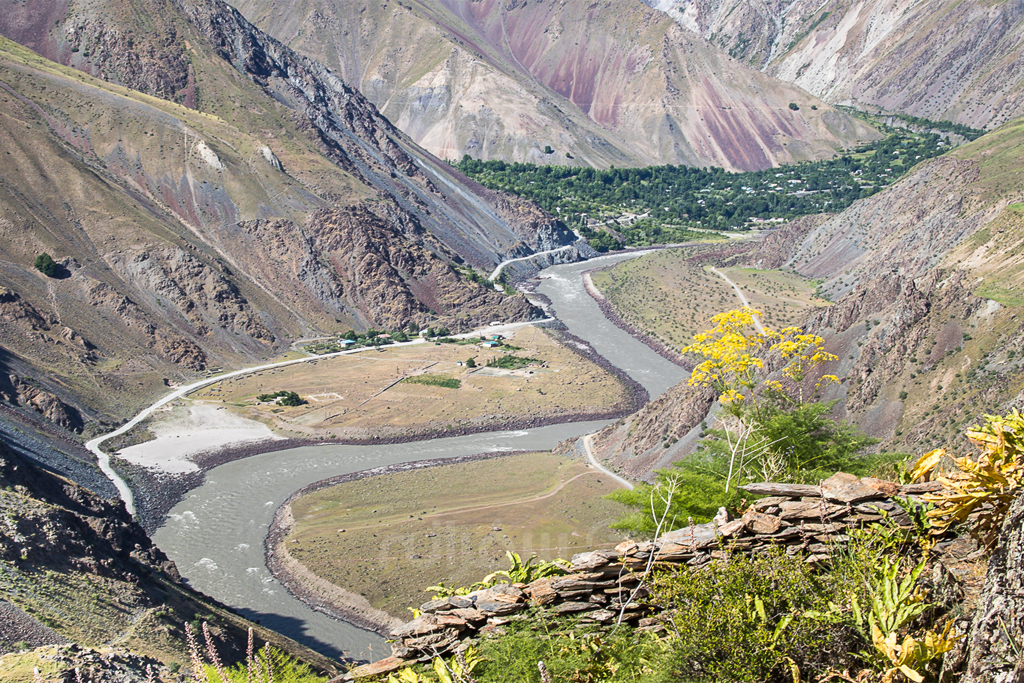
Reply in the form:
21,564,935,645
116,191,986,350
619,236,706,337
590,249,827,352
281,452,629,617
186,326,628,440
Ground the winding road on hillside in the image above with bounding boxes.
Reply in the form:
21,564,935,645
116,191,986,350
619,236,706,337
142,252,693,661
710,266,766,332
584,434,634,490
487,240,582,282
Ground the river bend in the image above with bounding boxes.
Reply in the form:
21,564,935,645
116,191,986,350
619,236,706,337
152,253,687,662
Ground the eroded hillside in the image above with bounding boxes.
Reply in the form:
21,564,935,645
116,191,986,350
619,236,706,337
0,0,566,429
0,435,342,678
230,0,877,170
591,119,1024,477
647,0,1024,130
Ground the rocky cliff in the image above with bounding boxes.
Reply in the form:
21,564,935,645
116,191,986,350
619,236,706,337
230,0,877,170
647,0,1024,130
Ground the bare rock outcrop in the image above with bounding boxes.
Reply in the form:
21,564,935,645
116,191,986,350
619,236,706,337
0,438,178,581
962,492,1024,683
4,375,85,433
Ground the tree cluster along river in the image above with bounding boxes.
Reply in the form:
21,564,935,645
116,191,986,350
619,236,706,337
150,254,688,662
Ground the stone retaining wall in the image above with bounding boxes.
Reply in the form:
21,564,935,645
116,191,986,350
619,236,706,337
342,472,944,680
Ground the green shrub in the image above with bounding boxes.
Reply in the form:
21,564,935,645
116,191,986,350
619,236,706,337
649,548,862,682
207,646,326,683
33,253,60,277
486,355,539,370
609,401,882,533
471,621,675,683
256,390,306,406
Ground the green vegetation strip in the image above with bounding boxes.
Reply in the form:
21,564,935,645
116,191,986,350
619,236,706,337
486,355,540,370
403,374,461,389
456,120,977,249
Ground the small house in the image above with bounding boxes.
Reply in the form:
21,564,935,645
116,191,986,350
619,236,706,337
341,339,356,347
482,341,500,348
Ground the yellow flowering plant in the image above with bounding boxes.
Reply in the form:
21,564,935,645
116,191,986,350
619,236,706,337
683,307,838,417
681,307,847,491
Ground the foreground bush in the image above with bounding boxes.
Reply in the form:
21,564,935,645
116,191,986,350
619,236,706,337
649,547,862,682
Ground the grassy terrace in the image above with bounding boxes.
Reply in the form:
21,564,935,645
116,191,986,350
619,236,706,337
283,452,629,617
590,250,826,352
188,326,628,440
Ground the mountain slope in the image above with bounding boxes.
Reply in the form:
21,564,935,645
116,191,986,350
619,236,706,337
0,429,342,675
645,0,1024,130
0,0,560,429
229,0,877,170
592,119,1024,475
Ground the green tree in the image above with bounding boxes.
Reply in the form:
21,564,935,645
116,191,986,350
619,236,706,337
278,392,305,407
34,253,60,277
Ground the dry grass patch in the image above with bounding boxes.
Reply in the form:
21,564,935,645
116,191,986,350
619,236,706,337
283,452,629,617
189,327,628,440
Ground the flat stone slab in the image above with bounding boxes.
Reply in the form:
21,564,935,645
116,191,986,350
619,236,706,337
739,482,821,497
899,481,945,495
571,549,619,570
821,472,886,503
548,601,598,614
344,656,407,680
658,522,718,550
474,600,525,616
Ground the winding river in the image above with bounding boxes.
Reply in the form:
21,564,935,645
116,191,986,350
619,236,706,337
152,253,688,663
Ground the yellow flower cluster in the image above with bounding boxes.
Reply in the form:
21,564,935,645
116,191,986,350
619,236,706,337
682,306,838,410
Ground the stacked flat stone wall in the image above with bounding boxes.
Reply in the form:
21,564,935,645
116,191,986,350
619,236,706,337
343,472,944,680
